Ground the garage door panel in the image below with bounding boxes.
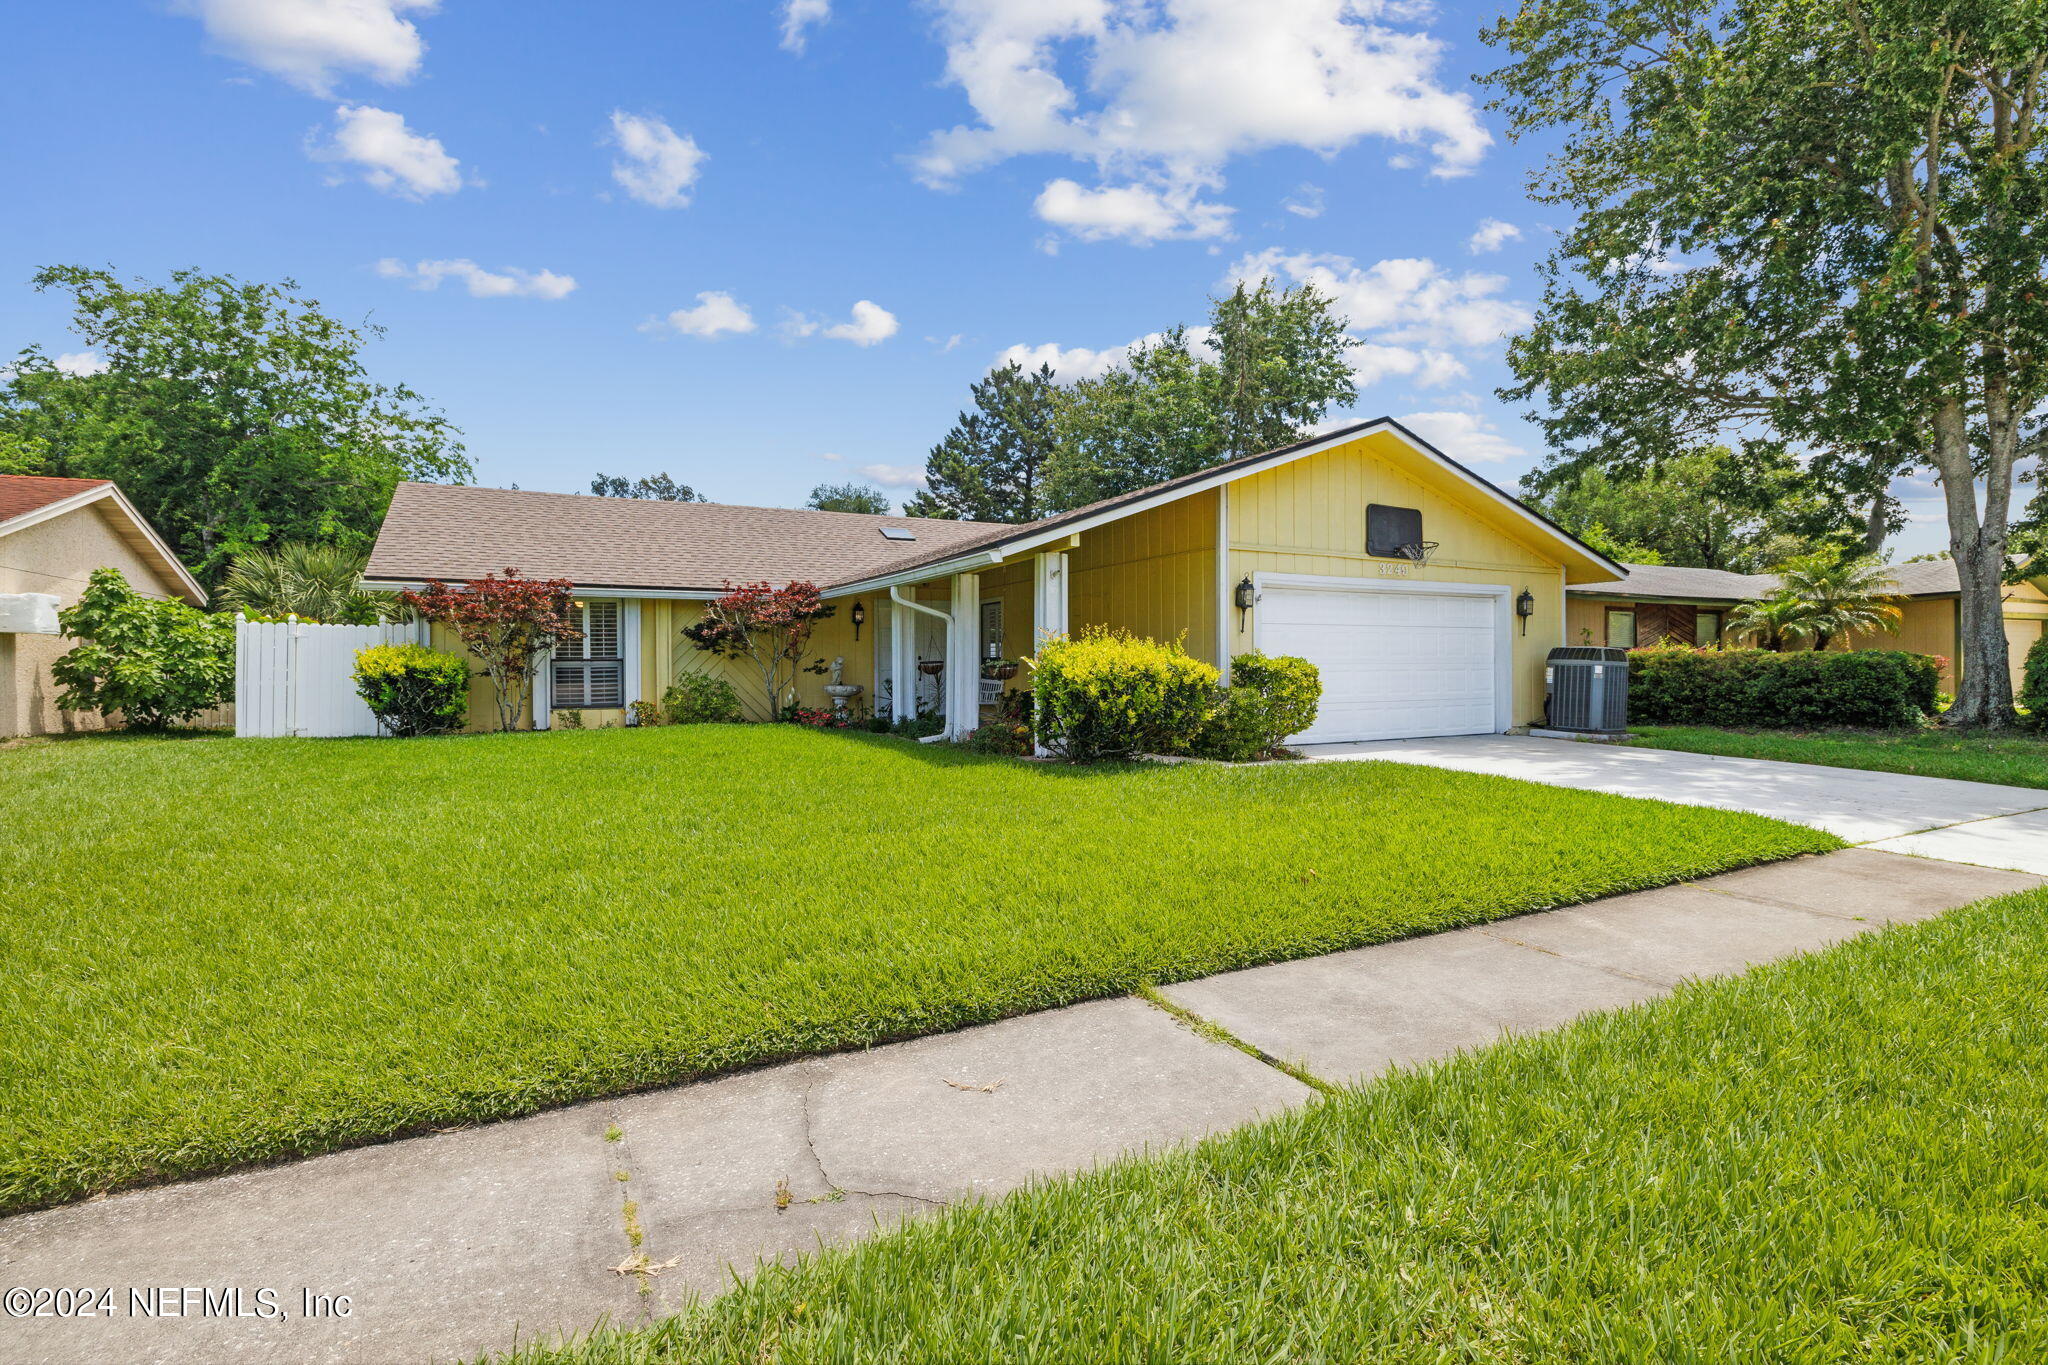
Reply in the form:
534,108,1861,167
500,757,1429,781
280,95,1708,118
1258,584,1503,744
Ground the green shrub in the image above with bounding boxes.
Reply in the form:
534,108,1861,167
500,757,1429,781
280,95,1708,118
2022,632,2048,728
661,672,744,724
890,711,945,739
51,568,233,729
964,721,1033,756
352,643,469,737
628,699,662,727
1032,628,1218,762
1194,653,1323,761
1627,645,1941,729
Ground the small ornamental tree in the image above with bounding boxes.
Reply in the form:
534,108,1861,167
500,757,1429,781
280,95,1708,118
681,581,835,720
51,567,233,729
400,569,580,732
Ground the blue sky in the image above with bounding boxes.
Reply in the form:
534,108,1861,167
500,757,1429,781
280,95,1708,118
0,1,1951,553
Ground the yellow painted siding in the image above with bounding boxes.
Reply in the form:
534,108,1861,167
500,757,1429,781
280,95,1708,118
1222,431,1571,727
1068,489,1219,664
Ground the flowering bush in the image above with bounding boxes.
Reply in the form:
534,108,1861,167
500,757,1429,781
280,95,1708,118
1031,628,1218,762
784,705,849,729
965,721,1033,755
352,642,469,737
400,570,580,732
681,581,835,720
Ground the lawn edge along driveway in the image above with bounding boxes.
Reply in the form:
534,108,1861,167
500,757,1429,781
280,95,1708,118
1627,723,2048,791
2,725,1837,1216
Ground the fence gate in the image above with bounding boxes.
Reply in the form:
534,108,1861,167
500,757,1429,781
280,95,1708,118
235,618,421,738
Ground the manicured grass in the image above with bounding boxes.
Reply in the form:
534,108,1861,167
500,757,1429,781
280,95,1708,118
502,886,2048,1364
1629,723,2048,790
0,725,1835,1215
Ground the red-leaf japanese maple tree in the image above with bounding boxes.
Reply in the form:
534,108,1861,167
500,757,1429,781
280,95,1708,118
401,569,581,732
681,580,835,720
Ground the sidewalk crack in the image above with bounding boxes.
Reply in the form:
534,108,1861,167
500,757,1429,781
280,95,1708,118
1475,928,1674,988
1135,984,1337,1094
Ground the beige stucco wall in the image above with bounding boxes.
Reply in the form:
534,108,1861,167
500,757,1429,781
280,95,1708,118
0,503,219,738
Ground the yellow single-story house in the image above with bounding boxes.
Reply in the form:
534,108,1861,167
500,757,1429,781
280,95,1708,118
1567,559,2048,695
364,420,1626,743
0,474,210,739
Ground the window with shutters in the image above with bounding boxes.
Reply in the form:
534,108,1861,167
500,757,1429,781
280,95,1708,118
554,600,623,708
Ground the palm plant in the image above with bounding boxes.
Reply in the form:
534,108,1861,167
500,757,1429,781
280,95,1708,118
1727,593,1817,652
215,543,403,625
1774,554,1903,649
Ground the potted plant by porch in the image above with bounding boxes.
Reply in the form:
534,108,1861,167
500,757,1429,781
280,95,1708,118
981,657,1020,682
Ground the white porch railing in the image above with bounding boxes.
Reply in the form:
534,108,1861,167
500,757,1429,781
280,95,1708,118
235,617,422,738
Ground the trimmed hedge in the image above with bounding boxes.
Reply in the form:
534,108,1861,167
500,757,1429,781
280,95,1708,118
1627,645,1941,729
2023,631,2048,728
662,672,744,724
352,643,469,737
1032,628,1218,761
1194,653,1323,761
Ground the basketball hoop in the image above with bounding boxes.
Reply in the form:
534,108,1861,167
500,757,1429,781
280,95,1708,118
1396,541,1440,567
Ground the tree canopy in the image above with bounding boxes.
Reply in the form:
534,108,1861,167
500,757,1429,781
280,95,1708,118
1482,0,2048,726
1523,447,1862,571
590,472,705,501
910,280,1358,523
807,481,893,515
1,267,469,587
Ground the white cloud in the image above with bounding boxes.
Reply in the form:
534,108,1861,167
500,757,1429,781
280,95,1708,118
994,325,1212,381
859,463,928,488
817,451,844,462
1033,178,1231,244
54,351,110,377
608,111,704,209
780,0,831,53
914,0,1488,241
176,0,434,95
788,300,900,346
1229,248,1531,348
313,104,462,198
375,258,576,299
1398,410,1527,463
1467,217,1521,253
652,291,757,339
1283,182,1326,218
1349,342,1464,388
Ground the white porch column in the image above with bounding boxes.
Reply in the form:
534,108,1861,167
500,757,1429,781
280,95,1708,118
1033,550,1069,643
946,571,981,739
890,598,915,722
531,644,552,729
620,600,643,722
1031,551,1068,757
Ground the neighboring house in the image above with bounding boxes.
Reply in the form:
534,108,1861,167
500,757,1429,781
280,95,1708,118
1567,559,2048,693
0,475,208,739
364,419,1624,743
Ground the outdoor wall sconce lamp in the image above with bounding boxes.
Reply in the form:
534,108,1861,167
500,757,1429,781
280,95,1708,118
851,600,867,640
1234,576,1257,630
1516,588,1536,636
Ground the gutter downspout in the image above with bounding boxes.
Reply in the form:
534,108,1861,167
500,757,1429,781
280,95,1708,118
890,584,954,741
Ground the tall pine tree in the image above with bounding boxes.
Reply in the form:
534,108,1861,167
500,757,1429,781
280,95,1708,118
905,362,1060,522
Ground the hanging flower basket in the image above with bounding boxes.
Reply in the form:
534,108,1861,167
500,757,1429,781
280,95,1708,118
917,658,945,677
982,659,1020,681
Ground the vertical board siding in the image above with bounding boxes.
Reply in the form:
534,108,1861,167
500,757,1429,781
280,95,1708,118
234,619,415,738
1068,489,1219,663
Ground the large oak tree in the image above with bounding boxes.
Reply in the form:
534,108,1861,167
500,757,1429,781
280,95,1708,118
1485,0,2048,726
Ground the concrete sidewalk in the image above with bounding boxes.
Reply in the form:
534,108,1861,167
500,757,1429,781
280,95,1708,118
1302,734,2048,870
2,850,2038,1365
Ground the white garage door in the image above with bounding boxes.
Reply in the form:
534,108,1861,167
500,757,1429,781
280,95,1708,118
1257,582,1503,744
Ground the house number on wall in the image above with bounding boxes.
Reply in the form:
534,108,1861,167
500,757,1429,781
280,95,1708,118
1376,563,1413,578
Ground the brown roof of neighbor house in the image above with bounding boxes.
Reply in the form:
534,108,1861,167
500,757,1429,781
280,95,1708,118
0,474,113,526
1569,557,1975,602
363,481,1012,592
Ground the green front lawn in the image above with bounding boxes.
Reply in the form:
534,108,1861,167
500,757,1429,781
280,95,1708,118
1,725,1835,1215
505,885,2048,1364
1629,723,2048,789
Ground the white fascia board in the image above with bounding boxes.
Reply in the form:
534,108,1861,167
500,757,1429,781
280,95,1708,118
830,548,1007,597
0,483,207,606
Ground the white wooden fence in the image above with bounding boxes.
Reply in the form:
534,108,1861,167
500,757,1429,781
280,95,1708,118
235,617,422,738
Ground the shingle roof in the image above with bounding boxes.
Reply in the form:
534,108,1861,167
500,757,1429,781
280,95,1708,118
1570,558,1967,601
0,474,112,527
363,482,1012,592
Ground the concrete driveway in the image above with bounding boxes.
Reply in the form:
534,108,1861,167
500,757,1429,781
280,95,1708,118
1301,734,2048,871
